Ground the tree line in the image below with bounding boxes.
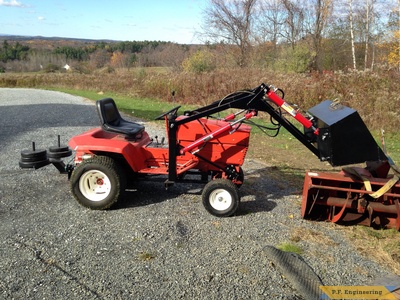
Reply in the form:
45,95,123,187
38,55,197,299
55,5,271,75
0,41,30,63
0,0,399,74
51,40,168,61
0,39,179,73
199,0,400,72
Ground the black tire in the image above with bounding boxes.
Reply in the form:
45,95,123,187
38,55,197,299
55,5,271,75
202,178,240,217
70,156,126,210
263,245,324,300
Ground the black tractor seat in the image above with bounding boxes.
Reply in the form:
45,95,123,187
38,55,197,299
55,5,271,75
96,98,145,139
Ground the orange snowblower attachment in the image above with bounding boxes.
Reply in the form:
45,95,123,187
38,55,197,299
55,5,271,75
301,101,400,230
301,166,400,231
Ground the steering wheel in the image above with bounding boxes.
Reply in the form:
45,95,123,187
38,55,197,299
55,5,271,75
155,105,181,120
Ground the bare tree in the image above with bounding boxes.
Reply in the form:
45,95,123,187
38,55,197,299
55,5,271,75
257,0,285,46
364,0,372,69
359,0,387,70
200,0,257,67
90,49,110,69
154,44,189,70
280,0,306,49
396,0,400,71
349,0,357,69
351,0,376,70
387,0,400,71
259,0,332,71
303,0,333,71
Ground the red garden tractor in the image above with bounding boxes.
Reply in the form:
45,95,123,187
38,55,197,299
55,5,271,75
20,83,400,229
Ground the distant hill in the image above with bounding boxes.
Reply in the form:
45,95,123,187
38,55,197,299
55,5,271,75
0,34,143,51
0,34,118,44
0,34,185,51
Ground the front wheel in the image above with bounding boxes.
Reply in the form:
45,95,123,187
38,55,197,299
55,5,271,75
70,156,126,210
202,179,240,217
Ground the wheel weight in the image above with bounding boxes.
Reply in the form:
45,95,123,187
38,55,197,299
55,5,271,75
19,142,50,169
47,135,72,159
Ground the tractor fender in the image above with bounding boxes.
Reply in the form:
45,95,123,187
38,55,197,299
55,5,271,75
69,128,149,172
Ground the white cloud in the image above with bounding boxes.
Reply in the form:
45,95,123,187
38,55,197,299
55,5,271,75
0,0,24,7
38,16,45,21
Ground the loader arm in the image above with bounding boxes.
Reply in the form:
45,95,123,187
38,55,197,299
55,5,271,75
164,83,320,186
164,83,386,186
180,83,320,157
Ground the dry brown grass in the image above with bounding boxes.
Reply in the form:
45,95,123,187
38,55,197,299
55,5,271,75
343,226,400,275
290,227,339,247
1,68,400,131
289,225,400,276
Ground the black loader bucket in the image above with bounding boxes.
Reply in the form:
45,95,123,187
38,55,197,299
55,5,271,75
308,100,387,166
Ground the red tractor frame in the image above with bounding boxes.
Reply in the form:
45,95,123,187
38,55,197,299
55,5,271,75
67,83,322,216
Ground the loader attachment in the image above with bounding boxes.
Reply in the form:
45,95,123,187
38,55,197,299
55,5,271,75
183,85,387,168
308,100,387,166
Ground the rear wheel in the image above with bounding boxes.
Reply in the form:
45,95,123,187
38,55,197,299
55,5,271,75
70,156,126,210
202,179,240,217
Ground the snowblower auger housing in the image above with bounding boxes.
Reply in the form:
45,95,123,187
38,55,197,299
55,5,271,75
19,83,396,227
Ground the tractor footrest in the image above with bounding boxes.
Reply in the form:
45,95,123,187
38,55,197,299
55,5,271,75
138,160,198,176
138,166,168,175
176,160,198,174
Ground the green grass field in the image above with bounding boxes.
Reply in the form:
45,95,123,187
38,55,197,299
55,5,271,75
53,88,197,120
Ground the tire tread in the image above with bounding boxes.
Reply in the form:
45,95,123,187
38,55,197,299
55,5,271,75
70,156,125,210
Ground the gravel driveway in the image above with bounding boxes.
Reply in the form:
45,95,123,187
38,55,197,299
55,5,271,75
0,88,397,299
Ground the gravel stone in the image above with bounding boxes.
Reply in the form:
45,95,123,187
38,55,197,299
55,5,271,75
0,88,396,299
